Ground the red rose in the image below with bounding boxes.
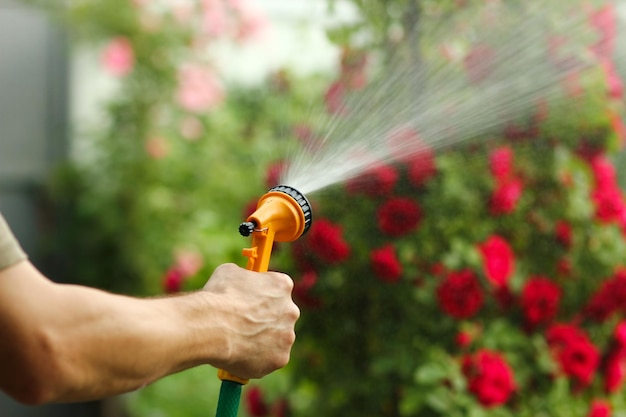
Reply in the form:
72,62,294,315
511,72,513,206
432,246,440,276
456,331,473,349
245,386,269,417
377,197,422,237
520,277,561,328
489,178,523,215
162,267,184,294
604,349,626,393
585,270,626,321
546,324,600,388
265,160,286,188
555,220,572,247
478,235,515,288
346,164,398,198
462,350,516,407
325,81,346,115
370,244,403,283
306,219,350,264
464,43,496,84
592,186,625,223
615,321,626,347
489,146,514,180
437,269,483,319
589,3,617,59
587,399,612,417
294,271,322,309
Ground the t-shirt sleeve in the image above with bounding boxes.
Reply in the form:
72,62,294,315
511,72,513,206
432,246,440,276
0,213,27,270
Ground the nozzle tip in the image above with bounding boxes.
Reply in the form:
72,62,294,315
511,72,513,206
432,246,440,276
239,221,256,237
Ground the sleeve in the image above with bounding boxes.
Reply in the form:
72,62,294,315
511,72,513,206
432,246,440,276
0,213,27,270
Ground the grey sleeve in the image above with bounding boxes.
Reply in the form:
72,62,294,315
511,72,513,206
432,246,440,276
0,213,27,270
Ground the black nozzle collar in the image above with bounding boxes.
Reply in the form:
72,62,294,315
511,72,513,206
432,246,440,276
268,185,313,236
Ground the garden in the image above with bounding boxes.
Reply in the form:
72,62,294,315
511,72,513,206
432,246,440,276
32,0,626,416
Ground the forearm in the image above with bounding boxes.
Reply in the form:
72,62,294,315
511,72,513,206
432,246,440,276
0,261,217,404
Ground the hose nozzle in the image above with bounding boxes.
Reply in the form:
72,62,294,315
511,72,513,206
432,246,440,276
238,185,312,272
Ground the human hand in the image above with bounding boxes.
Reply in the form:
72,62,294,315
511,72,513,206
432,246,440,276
202,263,300,379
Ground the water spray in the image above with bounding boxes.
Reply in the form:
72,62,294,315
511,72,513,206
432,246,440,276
214,185,312,417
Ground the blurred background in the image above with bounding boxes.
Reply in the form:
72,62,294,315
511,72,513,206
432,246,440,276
3,0,626,416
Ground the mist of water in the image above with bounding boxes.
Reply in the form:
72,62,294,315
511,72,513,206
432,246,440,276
281,0,625,196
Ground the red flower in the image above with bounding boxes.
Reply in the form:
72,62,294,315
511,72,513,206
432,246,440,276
162,267,184,294
245,386,270,417
520,277,561,329
306,219,350,264
604,349,626,393
555,220,572,247
587,399,612,417
489,178,523,215
325,81,346,115
265,160,286,188
589,3,617,59
456,331,473,349
377,197,422,237
437,269,483,319
293,270,322,309
461,350,516,407
592,186,625,223
585,270,626,321
489,146,514,180
546,324,600,388
345,164,398,198
406,149,437,187
478,235,515,288
370,244,403,283
464,43,496,84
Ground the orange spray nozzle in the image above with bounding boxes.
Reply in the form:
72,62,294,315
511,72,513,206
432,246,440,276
238,185,312,272
218,185,312,385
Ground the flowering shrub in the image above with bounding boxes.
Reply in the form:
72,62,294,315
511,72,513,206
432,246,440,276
242,1,626,417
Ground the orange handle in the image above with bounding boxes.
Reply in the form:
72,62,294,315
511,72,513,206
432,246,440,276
217,229,277,385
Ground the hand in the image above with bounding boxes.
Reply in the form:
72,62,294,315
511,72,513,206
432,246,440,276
202,263,300,379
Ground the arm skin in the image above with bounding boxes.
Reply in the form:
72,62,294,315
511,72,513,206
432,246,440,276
0,261,299,405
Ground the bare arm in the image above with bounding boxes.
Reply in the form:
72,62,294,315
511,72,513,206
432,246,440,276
0,261,299,405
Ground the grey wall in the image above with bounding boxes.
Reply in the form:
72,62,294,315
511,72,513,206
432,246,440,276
0,1,101,415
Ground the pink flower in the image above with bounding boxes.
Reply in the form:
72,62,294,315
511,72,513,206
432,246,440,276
145,137,170,159
589,4,617,59
174,249,204,277
201,0,229,37
176,64,224,113
478,235,515,288
102,37,134,77
180,117,204,141
235,3,270,42
600,59,624,100
370,245,403,283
